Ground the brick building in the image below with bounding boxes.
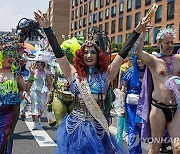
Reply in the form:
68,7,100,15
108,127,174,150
68,0,180,47
47,0,71,44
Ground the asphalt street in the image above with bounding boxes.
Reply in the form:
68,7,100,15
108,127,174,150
12,111,150,154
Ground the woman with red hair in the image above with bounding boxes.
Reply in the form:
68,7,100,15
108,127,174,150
34,10,151,154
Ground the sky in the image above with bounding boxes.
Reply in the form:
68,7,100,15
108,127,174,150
0,0,50,32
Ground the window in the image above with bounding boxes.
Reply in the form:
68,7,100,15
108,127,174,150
111,36,115,43
75,0,78,6
155,5,162,23
80,6,83,17
74,32,77,37
113,0,116,3
84,4,87,15
83,18,87,27
106,0,110,6
94,0,98,11
80,0,83,4
119,2,124,14
99,24,103,31
144,31,149,45
74,21,78,30
79,31,83,36
127,0,132,12
118,16,123,31
100,0,104,8
126,15,132,30
89,14,92,25
83,29,86,39
105,22,109,34
72,0,75,8
144,9,148,17
99,11,103,22
88,27,92,35
75,9,78,18
155,0,162,2
71,10,74,20
145,0,151,6
126,33,131,40
111,20,116,34
135,0,141,9
111,5,116,17
71,23,74,31
93,13,97,24
135,12,141,27
105,8,109,19
117,35,122,44
89,1,92,12
79,19,83,28
153,26,161,44
167,0,174,20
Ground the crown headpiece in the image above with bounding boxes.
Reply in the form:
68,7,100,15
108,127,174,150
81,29,100,50
156,26,177,42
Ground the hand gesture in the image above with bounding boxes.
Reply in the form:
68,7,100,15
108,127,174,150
29,62,36,75
135,17,153,33
34,10,50,28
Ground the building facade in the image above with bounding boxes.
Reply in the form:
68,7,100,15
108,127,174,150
69,0,180,47
48,0,71,44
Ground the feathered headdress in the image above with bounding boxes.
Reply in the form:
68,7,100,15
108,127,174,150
16,18,44,41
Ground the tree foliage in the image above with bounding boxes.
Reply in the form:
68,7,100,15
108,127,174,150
111,42,123,53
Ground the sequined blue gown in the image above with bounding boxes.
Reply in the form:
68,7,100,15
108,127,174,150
55,67,127,154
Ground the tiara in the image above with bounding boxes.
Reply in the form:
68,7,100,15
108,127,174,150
81,29,100,50
156,26,177,42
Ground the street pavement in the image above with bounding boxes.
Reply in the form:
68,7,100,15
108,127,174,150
13,111,151,154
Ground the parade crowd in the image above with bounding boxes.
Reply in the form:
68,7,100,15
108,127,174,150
0,6,179,154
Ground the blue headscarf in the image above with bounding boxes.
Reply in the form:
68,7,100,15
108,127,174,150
123,55,141,94
129,55,140,91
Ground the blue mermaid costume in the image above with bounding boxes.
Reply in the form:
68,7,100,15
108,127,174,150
122,56,145,154
55,67,127,154
0,77,21,153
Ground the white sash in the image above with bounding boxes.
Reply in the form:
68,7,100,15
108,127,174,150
75,74,109,134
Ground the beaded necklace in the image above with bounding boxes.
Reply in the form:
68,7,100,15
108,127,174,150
162,56,174,76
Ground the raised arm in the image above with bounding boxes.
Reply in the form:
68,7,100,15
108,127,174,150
34,10,75,82
135,32,155,68
107,19,152,83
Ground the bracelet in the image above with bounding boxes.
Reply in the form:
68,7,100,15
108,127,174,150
28,76,35,83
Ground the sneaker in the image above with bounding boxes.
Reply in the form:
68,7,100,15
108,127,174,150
33,122,41,130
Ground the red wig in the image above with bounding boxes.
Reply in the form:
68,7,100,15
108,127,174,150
73,45,109,79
